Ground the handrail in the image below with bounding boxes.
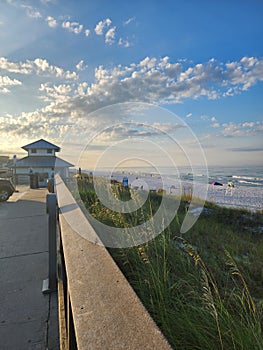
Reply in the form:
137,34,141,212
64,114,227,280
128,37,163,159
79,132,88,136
55,175,172,350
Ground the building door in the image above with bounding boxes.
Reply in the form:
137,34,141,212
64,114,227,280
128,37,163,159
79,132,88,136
37,172,49,187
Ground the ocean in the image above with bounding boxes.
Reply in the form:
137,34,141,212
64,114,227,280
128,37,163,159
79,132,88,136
92,165,263,190
177,166,263,189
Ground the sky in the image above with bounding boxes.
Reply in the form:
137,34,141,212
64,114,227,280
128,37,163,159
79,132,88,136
0,0,263,169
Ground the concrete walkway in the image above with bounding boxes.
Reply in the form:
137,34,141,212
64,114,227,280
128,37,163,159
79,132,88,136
0,187,59,350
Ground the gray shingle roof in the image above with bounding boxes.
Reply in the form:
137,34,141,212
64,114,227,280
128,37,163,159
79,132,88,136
22,139,60,151
13,156,73,168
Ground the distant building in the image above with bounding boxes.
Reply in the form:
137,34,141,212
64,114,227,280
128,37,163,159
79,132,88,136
0,156,10,176
0,156,9,167
10,139,73,187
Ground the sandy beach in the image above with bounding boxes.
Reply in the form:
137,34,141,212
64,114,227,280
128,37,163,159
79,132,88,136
109,172,263,212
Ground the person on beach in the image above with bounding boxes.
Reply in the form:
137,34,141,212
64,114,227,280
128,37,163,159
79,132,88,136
226,181,234,196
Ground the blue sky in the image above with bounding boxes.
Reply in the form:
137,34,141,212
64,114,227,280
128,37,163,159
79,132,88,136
0,0,263,167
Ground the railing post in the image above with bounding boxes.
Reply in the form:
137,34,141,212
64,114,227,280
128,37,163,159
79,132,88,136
42,193,57,294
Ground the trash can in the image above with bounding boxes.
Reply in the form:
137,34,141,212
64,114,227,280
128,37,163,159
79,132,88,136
30,174,39,189
122,177,128,187
47,178,54,193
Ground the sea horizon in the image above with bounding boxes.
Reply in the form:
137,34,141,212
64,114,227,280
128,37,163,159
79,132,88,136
77,164,263,189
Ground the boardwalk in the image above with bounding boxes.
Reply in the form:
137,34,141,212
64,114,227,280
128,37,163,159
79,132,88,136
0,187,59,350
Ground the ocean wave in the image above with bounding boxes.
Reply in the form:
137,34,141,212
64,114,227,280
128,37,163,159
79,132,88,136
233,175,263,181
238,180,262,186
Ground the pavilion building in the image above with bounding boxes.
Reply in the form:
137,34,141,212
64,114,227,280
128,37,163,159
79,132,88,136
11,139,73,187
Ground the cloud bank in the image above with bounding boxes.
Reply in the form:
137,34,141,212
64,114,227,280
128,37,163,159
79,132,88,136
1,55,263,142
0,75,22,93
0,57,78,79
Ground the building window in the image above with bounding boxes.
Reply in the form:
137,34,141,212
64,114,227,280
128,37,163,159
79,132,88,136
47,149,53,154
31,149,37,154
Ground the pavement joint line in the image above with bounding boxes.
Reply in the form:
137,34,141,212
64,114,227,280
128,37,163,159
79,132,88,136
0,188,59,349
45,293,52,349
0,318,47,327
1,214,47,221
0,250,48,260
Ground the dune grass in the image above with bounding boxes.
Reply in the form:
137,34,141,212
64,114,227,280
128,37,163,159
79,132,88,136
76,178,263,349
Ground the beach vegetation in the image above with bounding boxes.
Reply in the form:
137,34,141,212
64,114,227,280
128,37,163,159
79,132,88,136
75,178,263,349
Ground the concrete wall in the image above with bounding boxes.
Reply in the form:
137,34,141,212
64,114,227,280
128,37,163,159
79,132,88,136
16,168,51,186
16,174,30,185
56,176,172,350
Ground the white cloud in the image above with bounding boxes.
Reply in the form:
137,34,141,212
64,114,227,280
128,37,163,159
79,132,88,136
0,57,28,74
0,75,22,86
75,60,88,71
212,123,220,128
34,58,50,71
94,18,112,35
0,75,22,94
225,56,263,90
39,83,72,103
123,17,135,26
84,29,91,37
41,0,56,4
242,122,255,128
75,82,88,96
76,60,84,71
220,121,263,136
59,55,263,114
105,27,116,45
46,16,57,28
95,125,156,141
118,38,131,48
21,5,42,19
91,121,186,143
62,21,83,34
2,55,262,111
152,122,185,133
0,57,78,80
0,87,10,94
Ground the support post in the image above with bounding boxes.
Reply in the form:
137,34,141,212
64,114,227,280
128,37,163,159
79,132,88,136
13,154,17,190
43,193,57,294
